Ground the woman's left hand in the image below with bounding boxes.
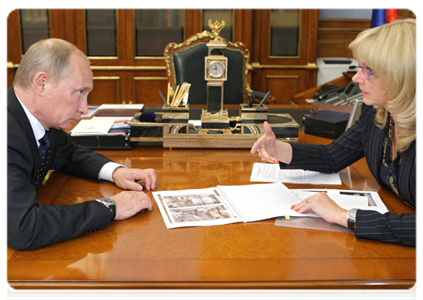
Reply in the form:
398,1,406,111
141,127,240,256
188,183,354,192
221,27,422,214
291,192,348,227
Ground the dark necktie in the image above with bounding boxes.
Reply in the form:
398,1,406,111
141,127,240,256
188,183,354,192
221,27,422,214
36,131,51,187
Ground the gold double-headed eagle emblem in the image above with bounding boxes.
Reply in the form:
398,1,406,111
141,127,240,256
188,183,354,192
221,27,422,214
208,19,225,36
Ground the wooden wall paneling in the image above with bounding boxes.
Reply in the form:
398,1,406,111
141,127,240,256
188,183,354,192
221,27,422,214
134,75,168,106
74,9,85,52
251,9,262,63
256,10,318,66
316,19,370,58
305,65,318,89
88,75,121,105
7,10,20,64
131,9,172,68
306,9,319,64
234,9,253,51
316,10,415,59
75,9,127,66
8,68,16,88
256,10,271,64
398,9,416,18
266,74,300,105
7,10,19,87
4,8,15,62
63,9,78,44
184,9,202,38
119,9,132,66
249,10,318,103
258,69,307,105
49,10,72,41
7,9,324,107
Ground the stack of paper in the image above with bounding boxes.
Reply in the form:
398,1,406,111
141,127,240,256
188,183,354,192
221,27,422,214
250,162,342,185
70,118,115,136
96,104,144,117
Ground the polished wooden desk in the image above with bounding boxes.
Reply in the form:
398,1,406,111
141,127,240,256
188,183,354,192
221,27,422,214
7,131,415,289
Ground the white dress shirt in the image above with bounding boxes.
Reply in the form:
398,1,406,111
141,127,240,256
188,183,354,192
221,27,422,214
16,95,122,182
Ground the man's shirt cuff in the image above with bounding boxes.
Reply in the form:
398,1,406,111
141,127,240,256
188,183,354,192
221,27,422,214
98,162,125,182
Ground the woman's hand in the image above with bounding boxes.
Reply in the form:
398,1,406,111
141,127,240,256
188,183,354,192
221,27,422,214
250,121,293,164
291,192,348,227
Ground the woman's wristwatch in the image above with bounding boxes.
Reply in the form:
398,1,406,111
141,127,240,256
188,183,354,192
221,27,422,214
96,197,116,221
347,208,358,230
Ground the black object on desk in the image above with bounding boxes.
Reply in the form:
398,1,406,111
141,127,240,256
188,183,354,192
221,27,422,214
71,133,132,150
304,110,350,139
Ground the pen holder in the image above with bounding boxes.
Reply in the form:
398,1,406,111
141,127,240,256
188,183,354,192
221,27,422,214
162,105,189,124
239,104,268,123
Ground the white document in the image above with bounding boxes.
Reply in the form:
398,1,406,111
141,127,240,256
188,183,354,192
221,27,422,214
189,120,202,127
275,189,389,232
152,182,315,229
290,189,388,214
91,117,132,130
98,104,144,110
250,162,342,185
69,119,115,136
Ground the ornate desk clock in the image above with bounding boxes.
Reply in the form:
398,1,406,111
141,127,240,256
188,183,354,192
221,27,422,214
201,20,230,132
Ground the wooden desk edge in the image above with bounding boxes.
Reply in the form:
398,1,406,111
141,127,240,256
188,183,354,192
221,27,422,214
8,280,416,290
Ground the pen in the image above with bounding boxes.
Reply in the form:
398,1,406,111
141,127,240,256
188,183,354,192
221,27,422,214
159,91,169,107
259,91,271,106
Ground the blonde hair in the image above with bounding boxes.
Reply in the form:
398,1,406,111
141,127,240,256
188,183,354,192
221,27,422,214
349,19,416,155
13,38,87,90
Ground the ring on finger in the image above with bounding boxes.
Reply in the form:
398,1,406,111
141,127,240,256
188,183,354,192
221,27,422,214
258,150,265,161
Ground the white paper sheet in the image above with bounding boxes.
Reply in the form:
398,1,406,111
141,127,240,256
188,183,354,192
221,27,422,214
275,189,389,232
69,119,115,136
290,189,388,214
250,162,342,185
98,104,144,110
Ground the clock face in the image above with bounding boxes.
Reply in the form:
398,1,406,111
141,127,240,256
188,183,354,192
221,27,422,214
204,56,227,81
208,61,224,78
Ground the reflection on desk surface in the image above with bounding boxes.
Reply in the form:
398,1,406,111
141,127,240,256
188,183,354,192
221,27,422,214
143,106,317,130
7,141,415,289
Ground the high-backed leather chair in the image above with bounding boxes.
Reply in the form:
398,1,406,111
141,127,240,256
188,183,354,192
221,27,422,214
164,30,253,105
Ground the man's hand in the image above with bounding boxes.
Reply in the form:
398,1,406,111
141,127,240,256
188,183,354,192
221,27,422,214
112,167,157,191
112,191,153,220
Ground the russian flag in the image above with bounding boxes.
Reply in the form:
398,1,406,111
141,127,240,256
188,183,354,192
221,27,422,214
371,9,399,27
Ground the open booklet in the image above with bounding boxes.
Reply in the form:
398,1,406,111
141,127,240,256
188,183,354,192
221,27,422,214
152,182,388,229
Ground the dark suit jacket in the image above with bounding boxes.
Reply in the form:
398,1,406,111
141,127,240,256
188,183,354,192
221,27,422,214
284,104,416,246
8,87,114,250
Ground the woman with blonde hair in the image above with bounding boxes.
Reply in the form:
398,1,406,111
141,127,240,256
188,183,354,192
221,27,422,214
251,19,416,246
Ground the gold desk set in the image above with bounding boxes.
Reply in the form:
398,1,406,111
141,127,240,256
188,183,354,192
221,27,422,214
131,20,299,148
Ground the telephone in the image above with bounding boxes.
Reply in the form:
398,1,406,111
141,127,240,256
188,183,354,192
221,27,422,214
314,81,362,105
314,84,344,101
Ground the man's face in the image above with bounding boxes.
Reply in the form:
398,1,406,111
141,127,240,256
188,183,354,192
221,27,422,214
39,54,93,130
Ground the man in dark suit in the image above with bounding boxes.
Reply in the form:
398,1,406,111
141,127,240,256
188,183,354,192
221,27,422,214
8,38,157,251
